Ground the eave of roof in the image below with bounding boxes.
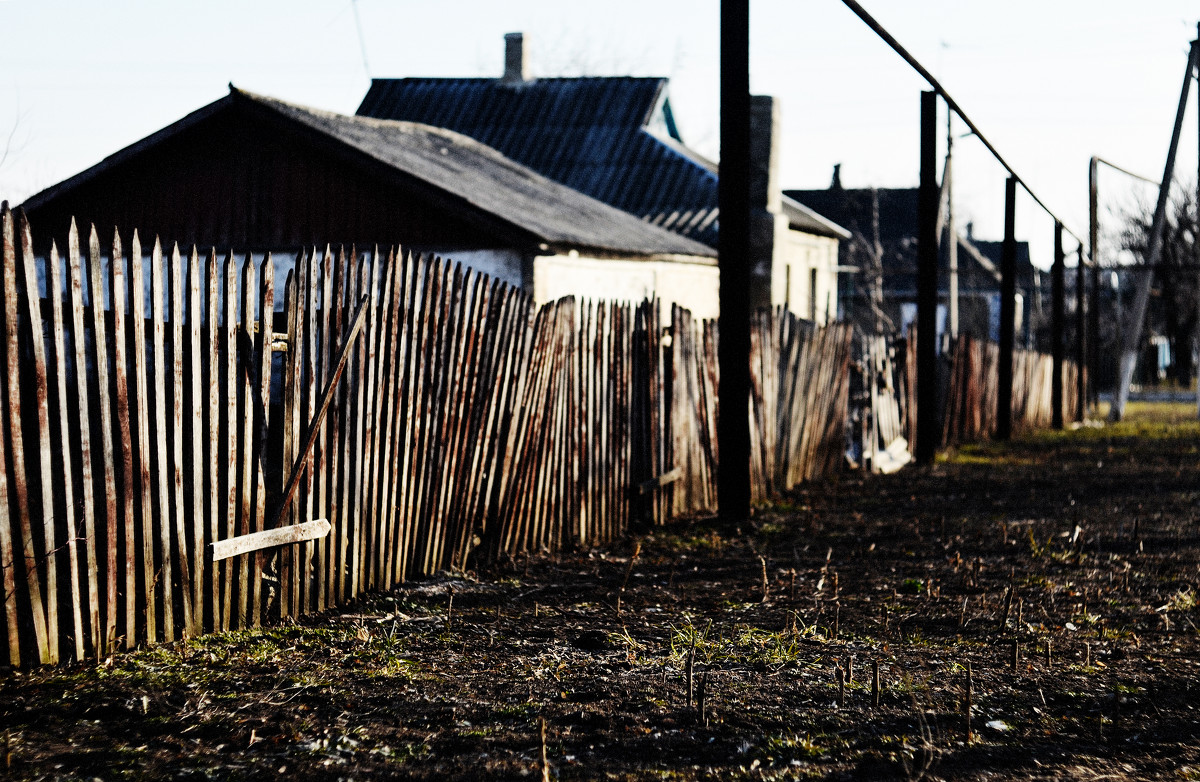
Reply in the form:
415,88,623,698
781,195,851,240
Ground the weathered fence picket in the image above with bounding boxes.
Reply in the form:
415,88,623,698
67,228,101,656
19,214,58,661
0,216,23,666
187,249,203,639
47,240,84,661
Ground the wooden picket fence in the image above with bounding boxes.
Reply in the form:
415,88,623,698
749,310,854,500
939,333,1082,446
0,206,853,667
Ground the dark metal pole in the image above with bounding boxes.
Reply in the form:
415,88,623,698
717,0,751,520
1075,246,1086,423
915,91,939,463
997,176,1017,440
839,0,1087,250
1051,222,1065,430
1088,157,1100,413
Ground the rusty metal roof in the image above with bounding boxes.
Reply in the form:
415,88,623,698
357,77,722,246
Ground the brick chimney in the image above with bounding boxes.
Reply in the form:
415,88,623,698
748,95,786,310
749,95,781,213
502,32,528,83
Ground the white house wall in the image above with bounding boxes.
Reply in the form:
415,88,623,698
777,230,839,325
533,254,720,321
438,248,525,288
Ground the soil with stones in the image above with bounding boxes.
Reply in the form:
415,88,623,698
3,405,1200,781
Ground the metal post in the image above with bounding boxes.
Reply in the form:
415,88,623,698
997,176,1017,441
915,91,940,463
1075,246,1086,423
717,0,751,520
1088,157,1100,413
1051,222,1065,430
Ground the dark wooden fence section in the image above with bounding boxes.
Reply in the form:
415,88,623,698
0,207,852,667
938,334,1082,447
750,310,853,500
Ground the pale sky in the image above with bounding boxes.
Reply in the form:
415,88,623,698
1,1,1197,269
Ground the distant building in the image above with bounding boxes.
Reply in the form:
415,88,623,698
356,33,848,323
787,168,1043,343
21,88,720,316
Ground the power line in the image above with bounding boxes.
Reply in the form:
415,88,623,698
1094,157,1158,186
351,0,371,77
839,0,1092,259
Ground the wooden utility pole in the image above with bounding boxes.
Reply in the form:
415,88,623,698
1113,37,1198,421
997,176,1017,441
946,113,959,340
717,0,751,519
1051,221,1064,430
915,91,940,463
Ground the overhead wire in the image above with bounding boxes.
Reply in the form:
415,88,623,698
839,0,1095,261
351,0,371,77
1094,157,1158,187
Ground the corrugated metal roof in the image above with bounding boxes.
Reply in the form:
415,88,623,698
23,89,715,260
357,77,722,246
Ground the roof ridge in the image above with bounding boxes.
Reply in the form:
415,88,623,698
373,75,668,82
238,88,534,167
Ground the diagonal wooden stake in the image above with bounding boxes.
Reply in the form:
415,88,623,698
212,519,331,562
269,294,369,535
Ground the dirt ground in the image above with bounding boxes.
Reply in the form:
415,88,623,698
3,402,1200,781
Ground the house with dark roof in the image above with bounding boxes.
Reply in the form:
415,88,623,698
787,168,1044,343
356,33,848,323
21,88,722,315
